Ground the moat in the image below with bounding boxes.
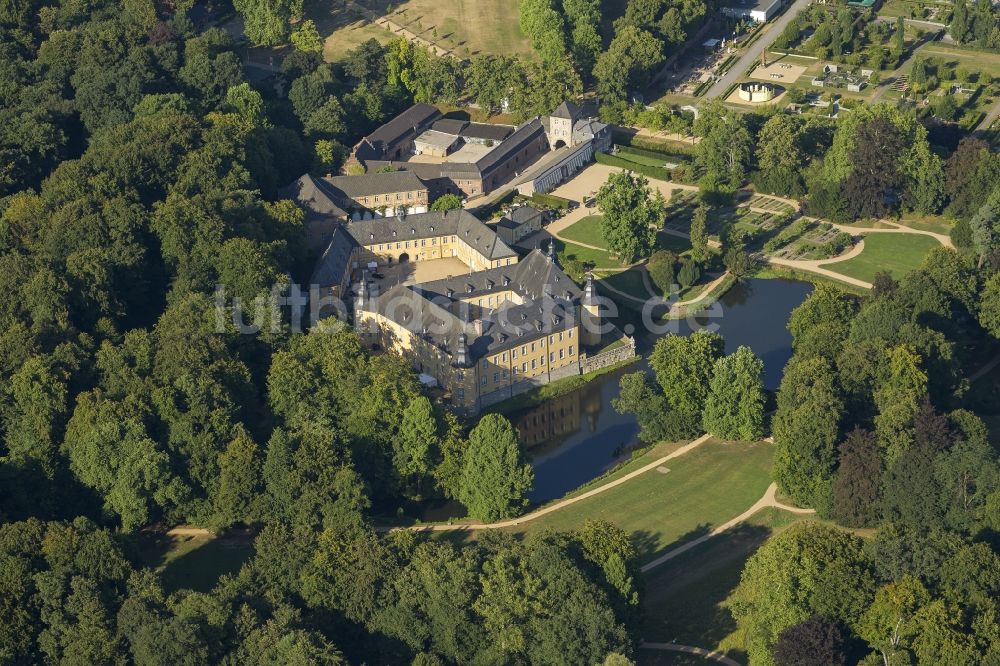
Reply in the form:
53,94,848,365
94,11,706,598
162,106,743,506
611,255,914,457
520,277,814,501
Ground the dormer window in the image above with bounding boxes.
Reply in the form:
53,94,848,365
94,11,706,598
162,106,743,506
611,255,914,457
430,226,434,232
466,284,474,293
370,233,375,240
392,230,397,237
446,288,454,298
503,276,510,286
486,280,494,289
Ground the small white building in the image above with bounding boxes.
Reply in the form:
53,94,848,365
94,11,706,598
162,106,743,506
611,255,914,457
721,0,785,23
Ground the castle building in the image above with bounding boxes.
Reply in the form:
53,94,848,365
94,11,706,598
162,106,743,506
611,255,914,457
309,209,518,300
355,247,593,413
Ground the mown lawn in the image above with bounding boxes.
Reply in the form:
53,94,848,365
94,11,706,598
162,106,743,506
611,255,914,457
560,215,606,247
823,233,940,282
555,237,624,269
504,439,775,564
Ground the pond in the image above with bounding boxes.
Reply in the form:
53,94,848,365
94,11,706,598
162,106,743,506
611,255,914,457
518,277,814,502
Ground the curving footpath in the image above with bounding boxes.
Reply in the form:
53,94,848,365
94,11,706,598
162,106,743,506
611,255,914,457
832,220,953,248
640,482,814,573
640,642,742,666
767,239,872,289
396,434,714,532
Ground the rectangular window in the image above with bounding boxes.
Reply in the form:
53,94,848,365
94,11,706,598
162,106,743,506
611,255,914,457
559,349,564,360
502,352,507,362
405,241,410,249
512,367,518,375
481,359,487,369
530,343,535,352
569,329,574,338
457,388,464,397
549,352,554,363
522,345,527,356
512,349,518,359
559,332,564,342
522,362,527,372
494,372,499,383
531,359,536,369
540,356,545,365
503,370,508,379
569,345,574,356
432,238,437,245
396,193,401,200
408,192,413,199
421,239,426,247
481,377,487,386
549,335,554,344
374,195,379,202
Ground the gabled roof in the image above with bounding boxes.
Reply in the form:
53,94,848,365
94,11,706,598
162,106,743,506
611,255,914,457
475,118,546,177
367,250,581,362
281,174,348,218
356,103,442,160
343,210,517,260
323,171,427,199
310,225,358,288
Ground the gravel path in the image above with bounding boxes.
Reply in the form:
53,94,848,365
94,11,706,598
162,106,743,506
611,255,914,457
640,642,742,666
640,482,815,573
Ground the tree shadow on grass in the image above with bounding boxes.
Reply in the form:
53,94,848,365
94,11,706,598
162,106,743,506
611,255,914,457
641,522,774,656
160,540,254,593
631,524,711,564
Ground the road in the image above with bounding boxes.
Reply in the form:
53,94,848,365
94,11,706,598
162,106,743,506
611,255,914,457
703,0,813,99
977,97,1000,132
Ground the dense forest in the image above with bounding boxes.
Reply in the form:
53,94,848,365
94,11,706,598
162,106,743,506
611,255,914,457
3,0,1000,663
0,1,643,662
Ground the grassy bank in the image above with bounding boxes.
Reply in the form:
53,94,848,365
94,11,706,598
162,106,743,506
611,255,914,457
504,439,776,564
754,265,868,296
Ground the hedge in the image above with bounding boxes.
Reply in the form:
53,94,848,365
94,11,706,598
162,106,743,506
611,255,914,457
611,129,698,156
595,151,672,181
530,192,573,209
617,144,691,164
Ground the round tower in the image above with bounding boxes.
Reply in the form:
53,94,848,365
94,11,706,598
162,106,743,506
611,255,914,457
581,271,602,347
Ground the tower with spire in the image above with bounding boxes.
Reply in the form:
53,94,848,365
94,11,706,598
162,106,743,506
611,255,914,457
581,270,602,347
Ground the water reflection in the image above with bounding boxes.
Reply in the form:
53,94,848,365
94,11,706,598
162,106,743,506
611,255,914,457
518,278,814,501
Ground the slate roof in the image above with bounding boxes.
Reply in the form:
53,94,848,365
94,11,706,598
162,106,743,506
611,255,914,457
281,174,348,218
310,225,358,288
323,171,426,199
344,210,517,260
476,118,546,178
366,250,581,363
430,119,513,142
356,103,442,160
550,100,580,120
461,122,513,142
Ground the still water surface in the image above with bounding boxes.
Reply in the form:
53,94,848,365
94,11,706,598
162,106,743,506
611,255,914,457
519,278,814,501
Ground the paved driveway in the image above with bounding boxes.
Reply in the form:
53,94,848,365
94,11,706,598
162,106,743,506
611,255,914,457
703,0,813,99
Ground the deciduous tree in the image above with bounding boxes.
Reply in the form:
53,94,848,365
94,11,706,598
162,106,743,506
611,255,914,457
702,346,765,441
596,170,663,263
458,415,533,522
